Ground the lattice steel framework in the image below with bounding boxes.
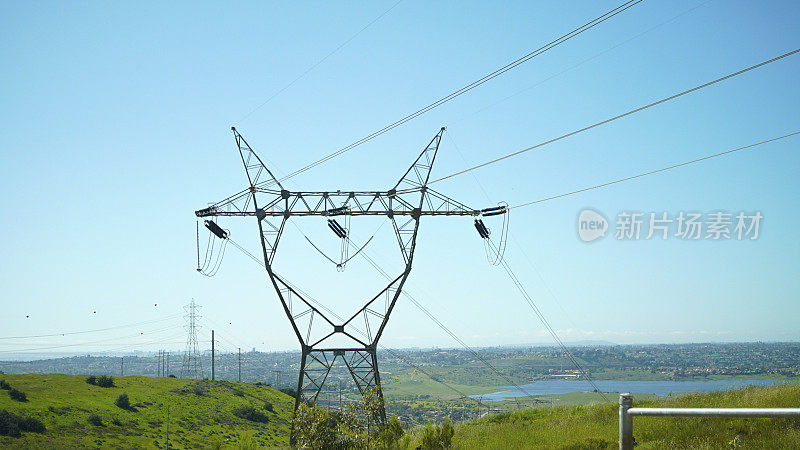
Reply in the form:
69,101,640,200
181,300,203,379
196,127,502,421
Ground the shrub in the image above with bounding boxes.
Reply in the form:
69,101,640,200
0,410,45,436
96,375,115,388
0,410,21,437
18,417,46,433
278,387,297,398
168,374,176,378
232,406,269,423
111,417,122,426
0,380,10,390
232,389,244,397
421,418,454,449
115,393,131,410
88,414,104,426
264,401,273,412
8,388,27,402
85,375,97,385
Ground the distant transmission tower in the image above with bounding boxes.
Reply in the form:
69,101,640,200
181,300,203,379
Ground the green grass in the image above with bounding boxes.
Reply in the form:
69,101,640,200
405,382,800,449
384,370,496,399
0,374,294,448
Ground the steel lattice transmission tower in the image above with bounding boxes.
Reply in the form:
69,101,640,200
195,127,504,421
181,300,204,379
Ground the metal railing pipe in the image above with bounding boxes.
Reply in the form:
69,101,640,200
619,393,800,450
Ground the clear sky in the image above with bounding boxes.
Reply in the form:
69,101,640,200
1,0,799,355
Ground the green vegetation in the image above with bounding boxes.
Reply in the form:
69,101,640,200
384,369,495,399
293,387,407,449
0,410,46,437
401,382,800,449
0,374,294,448
114,393,131,410
7,389,26,403
420,418,454,449
85,375,115,388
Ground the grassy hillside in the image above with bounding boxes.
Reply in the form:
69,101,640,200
407,382,800,449
0,374,294,448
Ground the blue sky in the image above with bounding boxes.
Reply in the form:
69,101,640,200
1,0,799,355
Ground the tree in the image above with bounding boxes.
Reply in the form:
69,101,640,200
293,403,336,449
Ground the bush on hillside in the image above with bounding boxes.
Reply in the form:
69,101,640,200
421,418,454,449
0,410,21,437
278,387,297,398
264,401,273,412
115,393,131,410
88,414,104,426
0,410,45,437
8,388,27,402
168,374,176,378
86,375,114,387
96,375,115,388
18,416,46,433
0,380,10,390
232,406,269,423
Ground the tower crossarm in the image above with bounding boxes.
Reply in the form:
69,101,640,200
195,187,483,217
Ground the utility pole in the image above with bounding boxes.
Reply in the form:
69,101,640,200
121,357,124,376
238,348,241,382
166,352,169,377
165,405,170,449
211,330,215,381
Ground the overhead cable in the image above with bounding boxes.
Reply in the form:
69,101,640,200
261,0,645,186
237,0,407,123
429,48,800,185
510,130,800,209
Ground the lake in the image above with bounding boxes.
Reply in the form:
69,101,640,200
472,379,789,401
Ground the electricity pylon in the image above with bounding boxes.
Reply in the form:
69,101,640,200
196,127,504,421
181,300,203,379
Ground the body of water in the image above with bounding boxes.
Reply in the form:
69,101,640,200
472,379,787,401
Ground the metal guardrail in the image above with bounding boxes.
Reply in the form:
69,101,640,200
618,393,800,450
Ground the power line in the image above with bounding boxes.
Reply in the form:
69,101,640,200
0,314,183,340
429,47,800,185
352,244,539,405
237,0,406,124
256,0,644,187
489,240,609,401
510,130,800,209
0,325,182,354
450,0,714,126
